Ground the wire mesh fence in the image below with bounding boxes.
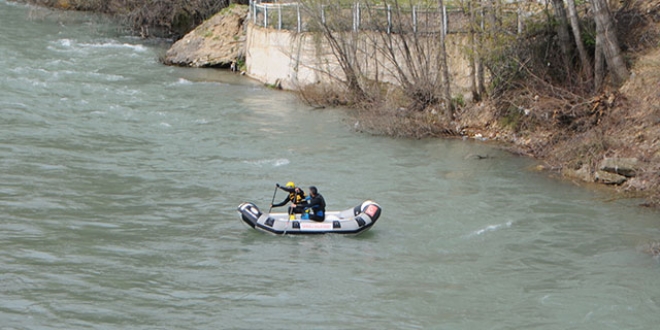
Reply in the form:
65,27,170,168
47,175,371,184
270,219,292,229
249,1,522,34
250,1,452,33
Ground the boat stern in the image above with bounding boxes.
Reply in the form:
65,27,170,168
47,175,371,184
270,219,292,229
237,202,261,229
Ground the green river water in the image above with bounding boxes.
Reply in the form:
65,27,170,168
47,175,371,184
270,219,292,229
1,1,659,329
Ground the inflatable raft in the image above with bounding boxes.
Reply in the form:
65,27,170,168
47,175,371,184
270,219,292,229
237,200,382,235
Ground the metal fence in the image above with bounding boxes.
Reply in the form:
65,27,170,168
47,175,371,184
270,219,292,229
249,0,522,35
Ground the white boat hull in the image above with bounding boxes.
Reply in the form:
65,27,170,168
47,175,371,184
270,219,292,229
237,200,382,235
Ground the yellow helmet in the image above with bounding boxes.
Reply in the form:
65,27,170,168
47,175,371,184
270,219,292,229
285,181,295,188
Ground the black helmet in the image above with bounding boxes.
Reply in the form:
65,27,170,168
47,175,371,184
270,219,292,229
309,186,318,195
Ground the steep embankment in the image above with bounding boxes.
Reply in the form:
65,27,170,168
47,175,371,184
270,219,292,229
502,1,660,207
162,4,248,68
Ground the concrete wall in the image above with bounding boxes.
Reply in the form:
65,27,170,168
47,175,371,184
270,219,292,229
245,23,476,97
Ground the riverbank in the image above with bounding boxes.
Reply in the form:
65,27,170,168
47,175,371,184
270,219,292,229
473,1,660,207
235,2,660,207
23,0,660,208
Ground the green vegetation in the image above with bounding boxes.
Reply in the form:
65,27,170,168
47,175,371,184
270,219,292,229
498,106,523,131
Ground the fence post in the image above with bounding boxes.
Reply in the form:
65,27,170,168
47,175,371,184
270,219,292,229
353,3,356,32
357,3,361,31
297,4,301,33
278,5,282,30
252,0,257,24
517,7,522,34
264,5,268,28
352,2,361,32
387,4,391,34
442,5,447,36
321,5,326,25
413,6,417,33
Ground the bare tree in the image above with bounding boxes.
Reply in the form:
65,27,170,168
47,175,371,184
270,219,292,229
438,0,453,119
465,0,485,101
374,1,437,105
483,0,496,32
300,1,369,103
458,0,489,101
551,0,574,82
591,0,629,87
476,0,486,98
566,0,592,83
299,0,455,117
594,27,606,91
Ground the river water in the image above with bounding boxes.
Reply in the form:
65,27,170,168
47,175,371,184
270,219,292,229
1,1,659,329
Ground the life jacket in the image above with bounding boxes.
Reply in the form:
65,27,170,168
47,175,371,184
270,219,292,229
290,191,305,204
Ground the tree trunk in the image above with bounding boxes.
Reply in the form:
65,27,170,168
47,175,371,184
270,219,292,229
468,0,480,102
477,1,485,97
566,0,592,83
591,0,629,86
484,0,496,32
438,0,453,120
594,32,605,91
300,1,369,103
551,0,573,81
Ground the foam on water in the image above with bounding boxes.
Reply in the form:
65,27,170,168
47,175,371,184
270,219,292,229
243,158,291,167
467,221,514,237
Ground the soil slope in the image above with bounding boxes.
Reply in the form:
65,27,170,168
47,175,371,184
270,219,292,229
465,0,660,206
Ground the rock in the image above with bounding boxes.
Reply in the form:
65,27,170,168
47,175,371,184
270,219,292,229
163,5,249,68
640,241,660,258
563,165,592,183
465,154,492,160
532,164,548,171
594,170,627,185
599,157,639,177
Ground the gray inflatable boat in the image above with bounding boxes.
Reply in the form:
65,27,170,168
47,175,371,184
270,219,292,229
237,200,382,235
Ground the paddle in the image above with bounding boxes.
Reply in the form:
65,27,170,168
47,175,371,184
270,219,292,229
288,201,295,220
268,184,278,213
284,190,299,235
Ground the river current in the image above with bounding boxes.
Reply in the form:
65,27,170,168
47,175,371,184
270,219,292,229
1,1,659,329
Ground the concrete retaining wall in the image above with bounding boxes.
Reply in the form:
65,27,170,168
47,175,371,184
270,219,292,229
245,23,476,97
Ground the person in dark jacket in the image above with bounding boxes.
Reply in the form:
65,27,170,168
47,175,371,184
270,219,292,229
293,186,326,221
271,181,306,214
